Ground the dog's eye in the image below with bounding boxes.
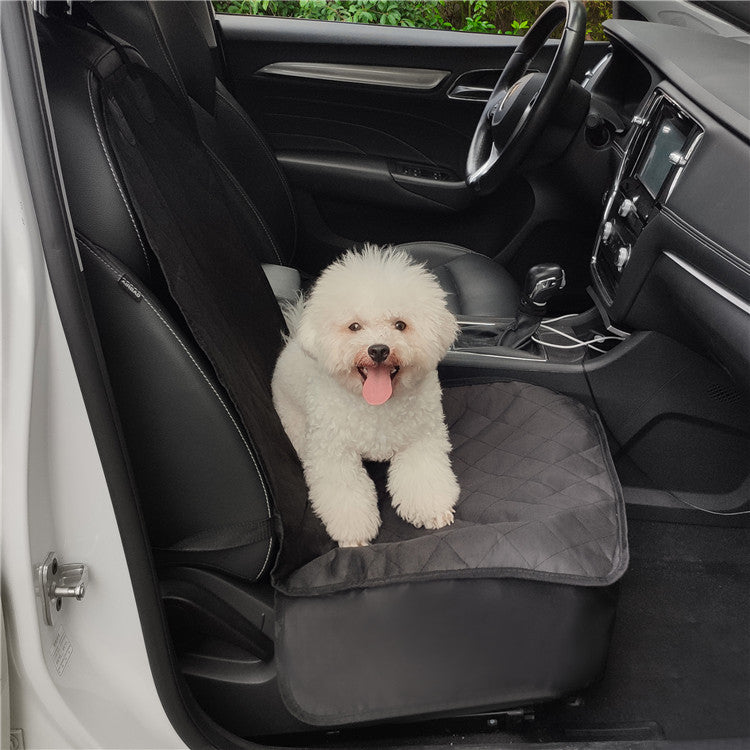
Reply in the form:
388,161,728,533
348,322,361,331
394,320,407,331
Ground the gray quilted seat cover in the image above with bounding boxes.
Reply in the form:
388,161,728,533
283,381,628,596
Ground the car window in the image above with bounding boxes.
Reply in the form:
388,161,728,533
212,1,613,41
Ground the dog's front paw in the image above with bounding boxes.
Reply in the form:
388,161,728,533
323,501,381,548
422,508,455,530
338,538,371,548
390,465,460,531
305,458,381,547
388,444,460,532
395,503,455,530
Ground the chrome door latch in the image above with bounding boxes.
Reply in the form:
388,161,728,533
36,552,88,626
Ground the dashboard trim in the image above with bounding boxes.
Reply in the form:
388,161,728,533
661,207,750,278
446,349,549,363
257,62,449,90
663,251,750,314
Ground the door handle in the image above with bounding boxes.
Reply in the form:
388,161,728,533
448,84,494,102
447,68,539,102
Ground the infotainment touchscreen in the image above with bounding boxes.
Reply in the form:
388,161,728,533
636,110,693,197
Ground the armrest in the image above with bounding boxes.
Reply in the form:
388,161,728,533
277,151,472,213
262,264,301,303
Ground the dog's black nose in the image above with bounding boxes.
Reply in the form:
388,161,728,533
368,344,390,363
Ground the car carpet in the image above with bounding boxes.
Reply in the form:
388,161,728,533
536,518,750,742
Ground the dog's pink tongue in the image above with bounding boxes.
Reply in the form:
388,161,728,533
362,366,393,405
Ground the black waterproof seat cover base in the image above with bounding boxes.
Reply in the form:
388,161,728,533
276,382,627,724
284,381,627,596
276,577,618,725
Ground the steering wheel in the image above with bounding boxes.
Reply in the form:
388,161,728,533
465,0,586,195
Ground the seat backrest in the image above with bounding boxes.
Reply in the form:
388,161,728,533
35,12,328,582
87,0,298,267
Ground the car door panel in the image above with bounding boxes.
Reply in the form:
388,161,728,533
216,15,609,272
218,17,607,164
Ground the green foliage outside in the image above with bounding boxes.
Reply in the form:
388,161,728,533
212,1,613,41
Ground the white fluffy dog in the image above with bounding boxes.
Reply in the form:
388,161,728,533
272,246,460,547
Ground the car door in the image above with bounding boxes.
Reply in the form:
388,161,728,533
0,11,187,744
214,10,611,298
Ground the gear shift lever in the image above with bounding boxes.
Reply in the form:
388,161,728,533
500,263,566,349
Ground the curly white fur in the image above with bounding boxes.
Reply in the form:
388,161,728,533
272,246,461,547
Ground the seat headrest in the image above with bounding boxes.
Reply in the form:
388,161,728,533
36,14,159,281
87,1,217,114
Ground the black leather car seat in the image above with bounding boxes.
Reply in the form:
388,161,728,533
83,0,521,318
35,7,626,737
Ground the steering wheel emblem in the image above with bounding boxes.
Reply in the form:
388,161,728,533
488,79,525,124
500,80,523,111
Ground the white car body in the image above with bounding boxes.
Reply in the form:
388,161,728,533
1,27,184,746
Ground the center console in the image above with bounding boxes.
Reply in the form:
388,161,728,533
591,90,703,306
446,82,748,522
449,89,703,375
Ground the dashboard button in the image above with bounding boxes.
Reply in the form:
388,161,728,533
618,198,637,219
615,245,631,272
668,151,688,167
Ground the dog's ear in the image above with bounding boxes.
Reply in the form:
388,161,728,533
296,309,318,359
282,295,318,358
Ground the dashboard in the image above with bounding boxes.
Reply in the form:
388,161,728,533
586,19,750,391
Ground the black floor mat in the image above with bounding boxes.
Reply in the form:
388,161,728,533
537,518,750,741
